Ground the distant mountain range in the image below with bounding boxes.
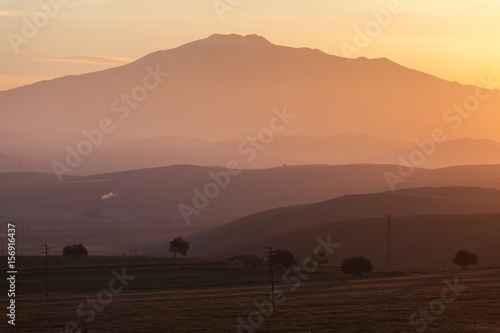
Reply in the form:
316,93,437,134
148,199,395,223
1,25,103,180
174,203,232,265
4,164,500,224
1,34,500,175
3,134,500,175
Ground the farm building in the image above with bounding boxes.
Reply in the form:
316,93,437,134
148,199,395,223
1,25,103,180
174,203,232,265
229,255,263,269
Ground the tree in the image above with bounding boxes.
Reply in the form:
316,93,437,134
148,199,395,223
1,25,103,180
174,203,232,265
452,250,478,270
341,256,373,275
62,244,88,257
270,249,296,268
169,236,190,258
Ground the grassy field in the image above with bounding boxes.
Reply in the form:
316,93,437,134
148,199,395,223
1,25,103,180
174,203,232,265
0,217,215,257
0,257,499,332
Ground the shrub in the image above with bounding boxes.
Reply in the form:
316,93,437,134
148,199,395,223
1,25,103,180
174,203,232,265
452,250,478,270
341,256,373,275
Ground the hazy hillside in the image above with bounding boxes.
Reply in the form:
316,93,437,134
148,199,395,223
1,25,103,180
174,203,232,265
73,134,412,172
0,151,103,174
0,152,52,174
0,164,404,222
5,164,500,224
188,186,500,257
208,213,500,270
0,172,76,190
40,135,500,174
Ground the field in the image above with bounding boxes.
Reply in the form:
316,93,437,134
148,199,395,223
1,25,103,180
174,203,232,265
1,257,499,332
0,217,214,257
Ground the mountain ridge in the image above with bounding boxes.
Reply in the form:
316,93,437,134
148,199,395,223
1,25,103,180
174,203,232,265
5,163,500,223
2,33,498,140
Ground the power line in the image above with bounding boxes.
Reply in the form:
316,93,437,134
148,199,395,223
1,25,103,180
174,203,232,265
42,245,49,298
387,215,393,270
267,246,276,313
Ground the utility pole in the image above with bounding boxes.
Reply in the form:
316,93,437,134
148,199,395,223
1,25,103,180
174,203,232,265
42,245,49,298
387,215,392,270
135,245,137,257
267,246,276,313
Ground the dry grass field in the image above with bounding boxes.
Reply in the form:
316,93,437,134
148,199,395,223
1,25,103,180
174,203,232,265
1,257,499,332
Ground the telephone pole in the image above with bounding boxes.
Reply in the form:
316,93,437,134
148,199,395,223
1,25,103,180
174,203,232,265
267,246,276,313
387,215,392,270
42,245,49,298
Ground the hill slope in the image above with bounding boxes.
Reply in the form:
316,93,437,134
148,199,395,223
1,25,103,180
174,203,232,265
188,186,500,258
5,164,500,223
207,213,500,270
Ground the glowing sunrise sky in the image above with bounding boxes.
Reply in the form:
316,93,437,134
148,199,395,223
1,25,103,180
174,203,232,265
1,0,499,91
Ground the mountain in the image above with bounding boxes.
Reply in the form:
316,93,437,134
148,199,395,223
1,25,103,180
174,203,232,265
188,186,500,257
1,33,499,157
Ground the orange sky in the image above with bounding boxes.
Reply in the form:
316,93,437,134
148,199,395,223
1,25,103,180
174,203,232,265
1,0,499,91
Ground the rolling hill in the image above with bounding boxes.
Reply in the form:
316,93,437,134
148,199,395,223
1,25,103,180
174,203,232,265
205,213,500,270
5,166,500,261
4,164,500,224
1,164,400,222
188,186,500,267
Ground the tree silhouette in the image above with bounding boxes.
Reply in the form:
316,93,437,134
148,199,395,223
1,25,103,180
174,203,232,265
270,249,296,268
341,256,373,275
452,250,478,270
62,244,88,257
169,236,190,258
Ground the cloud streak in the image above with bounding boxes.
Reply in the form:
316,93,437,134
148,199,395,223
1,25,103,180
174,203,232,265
33,55,132,65
0,10,35,17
